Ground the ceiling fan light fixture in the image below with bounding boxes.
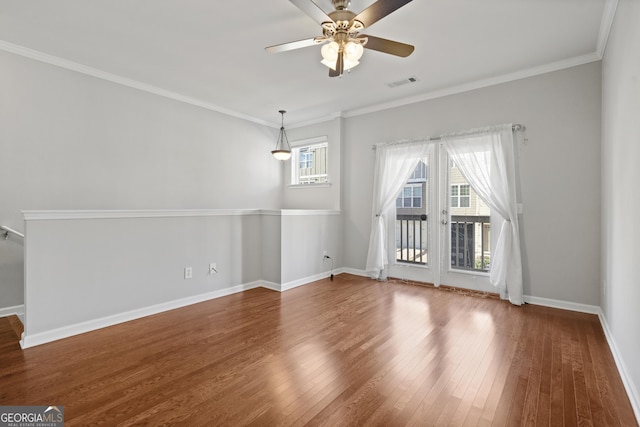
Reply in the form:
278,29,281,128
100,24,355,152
321,41,339,61
343,58,360,70
321,40,363,71
344,41,364,60
342,41,363,70
271,110,292,161
322,58,360,71
321,56,359,71
266,0,415,77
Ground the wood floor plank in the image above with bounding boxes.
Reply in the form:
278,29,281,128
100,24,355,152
535,318,553,426
520,309,545,426
478,309,526,425
0,274,636,426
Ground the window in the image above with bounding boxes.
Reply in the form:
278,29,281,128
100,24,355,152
451,184,470,208
291,137,328,185
299,149,313,169
396,184,423,208
408,160,427,182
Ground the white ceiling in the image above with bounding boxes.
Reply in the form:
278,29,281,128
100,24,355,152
0,0,615,127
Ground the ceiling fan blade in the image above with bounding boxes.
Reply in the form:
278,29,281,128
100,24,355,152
362,35,414,57
265,37,325,53
352,0,412,28
329,52,344,77
290,0,333,25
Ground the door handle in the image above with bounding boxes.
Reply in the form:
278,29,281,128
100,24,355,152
441,219,448,225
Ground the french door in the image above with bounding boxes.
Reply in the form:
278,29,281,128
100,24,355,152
387,144,495,292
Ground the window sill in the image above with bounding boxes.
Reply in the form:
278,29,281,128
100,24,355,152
287,183,332,189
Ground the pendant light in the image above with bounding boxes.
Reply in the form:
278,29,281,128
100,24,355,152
271,110,292,161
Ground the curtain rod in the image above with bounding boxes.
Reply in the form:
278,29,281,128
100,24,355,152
423,124,525,142
372,124,525,149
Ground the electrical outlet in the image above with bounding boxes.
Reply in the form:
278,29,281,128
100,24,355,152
209,263,217,275
184,267,193,279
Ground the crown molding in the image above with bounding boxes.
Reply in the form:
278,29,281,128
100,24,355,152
344,0,618,120
1,0,618,130
0,40,273,127
287,111,344,129
343,51,602,119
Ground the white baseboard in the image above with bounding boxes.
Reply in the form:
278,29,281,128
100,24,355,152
14,269,365,346
19,270,337,348
0,304,24,318
522,295,601,314
259,280,281,292
523,295,639,423
280,271,333,292
19,270,340,348
260,271,336,292
20,282,262,349
338,267,368,277
597,309,640,423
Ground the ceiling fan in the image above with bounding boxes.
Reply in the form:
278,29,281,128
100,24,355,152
266,0,414,77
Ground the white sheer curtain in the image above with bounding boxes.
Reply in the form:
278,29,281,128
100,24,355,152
442,124,523,305
365,141,430,279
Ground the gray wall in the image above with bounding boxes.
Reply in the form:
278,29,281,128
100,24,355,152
261,213,282,285
0,48,604,311
23,212,263,338
283,118,343,211
0,50,282,309
281,212,342,285
21,209,342,347
601,0,640,414
341,62,602,305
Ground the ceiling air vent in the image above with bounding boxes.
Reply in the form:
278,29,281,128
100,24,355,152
386,76,419,88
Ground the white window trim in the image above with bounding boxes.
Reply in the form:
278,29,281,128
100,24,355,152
397,183,423,208
287,182,332,189
450,183,470,208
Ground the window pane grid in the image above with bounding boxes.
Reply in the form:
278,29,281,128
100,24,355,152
292,141,328,185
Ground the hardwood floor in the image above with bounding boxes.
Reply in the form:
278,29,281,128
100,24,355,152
0,274,636,426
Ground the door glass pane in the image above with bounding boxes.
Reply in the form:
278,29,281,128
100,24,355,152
449,163,491,272
395,157,429,265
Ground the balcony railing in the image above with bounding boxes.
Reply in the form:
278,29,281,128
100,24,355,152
396,215,490,272
396,215,428,264
450,215,490,272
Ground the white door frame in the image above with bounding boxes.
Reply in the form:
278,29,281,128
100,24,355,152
386,143,494,293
